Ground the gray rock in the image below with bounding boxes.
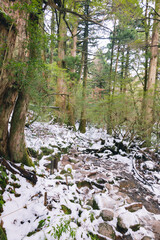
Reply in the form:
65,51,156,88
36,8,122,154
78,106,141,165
117,217,128,234
125,203,143,212
116,234,133,240
100,209,114,221
98,222,115,239
141,237,152,240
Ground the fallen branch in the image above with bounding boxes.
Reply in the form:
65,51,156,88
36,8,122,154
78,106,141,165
0,157,37,185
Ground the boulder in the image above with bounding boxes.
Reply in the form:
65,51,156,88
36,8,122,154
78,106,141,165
125,203,143,212
141,237,152,240
117,212,140,234
100,209,114,221
98,222,116,239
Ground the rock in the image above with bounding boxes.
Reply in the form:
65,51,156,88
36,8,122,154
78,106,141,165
119,180,136,190
117,212,140,234
76,181,92,189
117,217,128,234
152,220,160,239
141,237,152,240
94,194,117,210
98,222,115,239
100,209,114,221
130,224,140,231
125,203,143,212
116,234,133,240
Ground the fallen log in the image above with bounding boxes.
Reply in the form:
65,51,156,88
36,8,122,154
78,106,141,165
0,157,37,185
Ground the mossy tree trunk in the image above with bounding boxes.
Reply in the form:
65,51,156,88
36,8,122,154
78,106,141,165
9,92,32,165
56,12,68,110
140,0,160,146
79,0,89,133
0,0,42,165
67,15,78,128
0,88,17,157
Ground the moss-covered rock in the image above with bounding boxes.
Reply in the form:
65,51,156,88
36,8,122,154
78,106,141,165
61,205,71,214
98,222,116,239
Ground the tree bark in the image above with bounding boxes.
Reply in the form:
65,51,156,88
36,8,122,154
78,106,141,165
79,0,89,133
140,0,160,146
9,92,32,165
56,12,68,110
0,88,17,157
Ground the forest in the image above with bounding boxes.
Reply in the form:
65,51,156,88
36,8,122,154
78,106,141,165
0,0,160,240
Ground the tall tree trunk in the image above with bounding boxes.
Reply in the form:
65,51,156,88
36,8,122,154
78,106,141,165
144,0,149,92
120,46,125,92
0,88,17,157
9,92,32,165
67,18,78,127
107,22,116,135
141,0,160,146
56,13,68,110
50,10,55,64
123,46,130,93
0,1,28,161
79,0,89,133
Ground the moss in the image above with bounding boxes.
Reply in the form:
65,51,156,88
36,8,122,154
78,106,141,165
92,199,99,210
0,226,7,240
37,152,43,160
130,224,140,232
22,149,34,166
28,147,39,158
76,181,92,189
61,205,71,214
60,169,68,174
40,147,54,155
54,176,63,180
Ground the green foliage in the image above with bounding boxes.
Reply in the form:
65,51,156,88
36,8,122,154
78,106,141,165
0,226,7,240
88,232,100,240
0,165,8,212
50,219,76,240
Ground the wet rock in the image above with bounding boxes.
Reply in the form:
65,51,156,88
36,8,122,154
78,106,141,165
125,203,143,212
100,209,114,221
98,222,115,239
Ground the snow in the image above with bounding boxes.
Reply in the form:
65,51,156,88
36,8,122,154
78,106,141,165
0,121,160,240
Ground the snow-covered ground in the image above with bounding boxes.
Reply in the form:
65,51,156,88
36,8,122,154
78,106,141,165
1,121,160,240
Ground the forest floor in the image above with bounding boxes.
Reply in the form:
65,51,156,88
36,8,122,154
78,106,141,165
0,121,160,240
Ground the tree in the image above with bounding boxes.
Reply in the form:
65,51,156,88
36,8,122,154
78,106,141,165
0,0,43,165
79,0,90,133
